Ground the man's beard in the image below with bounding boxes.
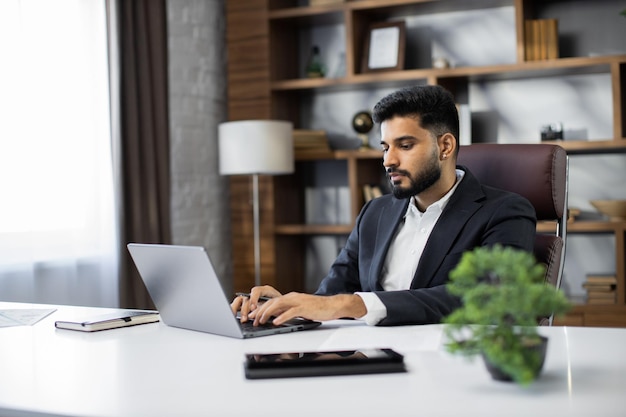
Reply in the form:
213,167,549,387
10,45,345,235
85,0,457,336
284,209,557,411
388,151,441,200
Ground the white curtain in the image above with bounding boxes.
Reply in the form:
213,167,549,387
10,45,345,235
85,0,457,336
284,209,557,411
0,0,119,307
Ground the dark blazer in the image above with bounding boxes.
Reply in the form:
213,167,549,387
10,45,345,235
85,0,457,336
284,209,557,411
315,166,536,326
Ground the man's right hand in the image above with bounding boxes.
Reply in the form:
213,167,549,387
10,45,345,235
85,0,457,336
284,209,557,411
230,285,282,322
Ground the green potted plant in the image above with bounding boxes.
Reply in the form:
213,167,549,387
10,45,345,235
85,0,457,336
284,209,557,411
443,245,572,386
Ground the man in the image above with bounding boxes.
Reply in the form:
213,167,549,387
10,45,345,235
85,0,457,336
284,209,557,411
231,85,536,326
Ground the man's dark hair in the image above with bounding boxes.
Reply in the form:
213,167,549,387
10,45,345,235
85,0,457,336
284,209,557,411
372,85,460,153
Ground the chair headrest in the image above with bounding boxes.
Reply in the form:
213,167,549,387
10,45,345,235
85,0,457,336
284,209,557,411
457,144,567,221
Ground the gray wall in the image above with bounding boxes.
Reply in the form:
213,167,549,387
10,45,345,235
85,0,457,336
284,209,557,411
167,0,232,296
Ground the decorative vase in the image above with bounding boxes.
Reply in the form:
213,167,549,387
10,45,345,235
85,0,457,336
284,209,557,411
482,336,549,382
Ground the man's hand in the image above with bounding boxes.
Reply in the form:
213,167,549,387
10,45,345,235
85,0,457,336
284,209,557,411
252,292,367,326
230,285,282,322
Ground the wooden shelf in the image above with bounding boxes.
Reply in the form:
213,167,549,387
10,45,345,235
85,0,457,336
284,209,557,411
274,224,353,235
270,0,521,17
543,139,626,154
227,0,626,325
554,304,626,327
272,55,626,90
538,220,626,234
566,221,626,233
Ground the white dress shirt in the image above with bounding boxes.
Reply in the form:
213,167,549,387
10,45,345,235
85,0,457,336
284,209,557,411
356,169,465,325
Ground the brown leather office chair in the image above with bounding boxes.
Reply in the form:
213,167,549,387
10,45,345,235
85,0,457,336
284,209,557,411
457,143,569,326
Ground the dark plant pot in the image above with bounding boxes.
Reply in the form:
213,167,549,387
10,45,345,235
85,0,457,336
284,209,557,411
482,336,548,382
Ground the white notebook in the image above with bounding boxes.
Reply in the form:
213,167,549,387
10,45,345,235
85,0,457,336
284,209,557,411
55,310,160,332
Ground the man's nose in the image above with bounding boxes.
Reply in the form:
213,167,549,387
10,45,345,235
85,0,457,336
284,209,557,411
383,148,398,169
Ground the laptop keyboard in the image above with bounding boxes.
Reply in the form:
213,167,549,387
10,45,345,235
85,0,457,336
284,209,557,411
239,319,280,333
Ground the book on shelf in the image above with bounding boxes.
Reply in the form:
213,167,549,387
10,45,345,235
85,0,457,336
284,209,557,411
524,19,558,61
293,129,331,152
363,184,374,203
583,283,615,293
363,184,383,203
544,19,559,60
582,274,617,295
524,20,534,61
309,0,344,6
584,275,617,285
586,290,616,299
583,274,616,305
371,185,383,198
530,19,542,60
582,282,616,292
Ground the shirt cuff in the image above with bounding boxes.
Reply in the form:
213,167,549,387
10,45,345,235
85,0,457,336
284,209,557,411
355,292,387,325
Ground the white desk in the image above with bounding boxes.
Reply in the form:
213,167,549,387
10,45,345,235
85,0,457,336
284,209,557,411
0,301,625,417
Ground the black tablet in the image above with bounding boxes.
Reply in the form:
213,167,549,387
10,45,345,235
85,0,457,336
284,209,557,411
244,348,406,379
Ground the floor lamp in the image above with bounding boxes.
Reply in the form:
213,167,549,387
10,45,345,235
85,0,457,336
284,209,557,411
218,120,294,287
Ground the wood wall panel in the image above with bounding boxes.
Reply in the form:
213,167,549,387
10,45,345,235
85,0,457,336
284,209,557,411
226,2,268,41
226,1,274,292
228,77,271,101
228,38,270,71
228,99,271,122
227,175,278,293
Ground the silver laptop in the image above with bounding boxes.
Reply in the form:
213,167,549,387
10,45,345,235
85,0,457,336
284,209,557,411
127,243,321,338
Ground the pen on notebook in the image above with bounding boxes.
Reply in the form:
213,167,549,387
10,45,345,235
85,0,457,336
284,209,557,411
235,292,272,302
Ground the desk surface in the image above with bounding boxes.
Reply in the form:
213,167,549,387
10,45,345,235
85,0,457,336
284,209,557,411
0,302,625,417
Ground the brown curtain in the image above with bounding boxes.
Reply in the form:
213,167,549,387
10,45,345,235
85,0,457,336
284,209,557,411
115,0,172,309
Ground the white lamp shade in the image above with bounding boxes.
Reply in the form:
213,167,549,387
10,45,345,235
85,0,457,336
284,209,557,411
218,120,294,176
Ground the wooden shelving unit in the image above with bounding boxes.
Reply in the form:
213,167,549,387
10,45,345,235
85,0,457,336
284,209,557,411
226,0,626,326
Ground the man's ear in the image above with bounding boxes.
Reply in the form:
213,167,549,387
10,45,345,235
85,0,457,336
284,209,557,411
438,132,456,160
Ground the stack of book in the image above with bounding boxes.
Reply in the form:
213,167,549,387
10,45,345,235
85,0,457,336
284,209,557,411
363,184,383,203
524,19,559,61
583,275,617,305
293,129,331,152
309,0,344,6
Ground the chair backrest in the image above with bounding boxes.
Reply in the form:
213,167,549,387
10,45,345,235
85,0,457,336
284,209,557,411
457,143,569,326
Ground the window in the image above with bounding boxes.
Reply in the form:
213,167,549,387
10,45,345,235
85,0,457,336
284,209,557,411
0,0,118,307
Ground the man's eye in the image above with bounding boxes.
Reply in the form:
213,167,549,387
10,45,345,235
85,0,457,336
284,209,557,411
400,143,413,150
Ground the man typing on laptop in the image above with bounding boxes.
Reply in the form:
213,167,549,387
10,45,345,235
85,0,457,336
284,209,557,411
232,85,536,328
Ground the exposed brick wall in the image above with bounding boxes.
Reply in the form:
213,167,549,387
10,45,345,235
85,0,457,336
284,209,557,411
167,0,232,295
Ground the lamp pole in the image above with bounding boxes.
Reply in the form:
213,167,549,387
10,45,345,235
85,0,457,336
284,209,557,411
218,119,294,290
252,173,261,287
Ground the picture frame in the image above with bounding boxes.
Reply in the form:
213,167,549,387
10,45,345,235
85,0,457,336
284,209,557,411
361,21,406,73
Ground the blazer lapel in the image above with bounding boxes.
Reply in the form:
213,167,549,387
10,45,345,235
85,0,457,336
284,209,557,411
410,167,484,289
368,197,408,290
